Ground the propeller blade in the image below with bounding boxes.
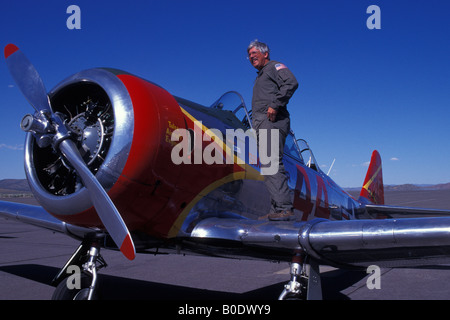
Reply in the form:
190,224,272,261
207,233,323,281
4,44,51,113
58,138,136,260
4,44,136,260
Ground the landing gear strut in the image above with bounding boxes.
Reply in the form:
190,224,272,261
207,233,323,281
278,250,322,300
51,233,107,300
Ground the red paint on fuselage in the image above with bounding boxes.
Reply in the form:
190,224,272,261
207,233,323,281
294,165,313,221
315,174,330,219
53,74,247,238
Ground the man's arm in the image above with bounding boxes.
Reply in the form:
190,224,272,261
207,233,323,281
271,64,299,111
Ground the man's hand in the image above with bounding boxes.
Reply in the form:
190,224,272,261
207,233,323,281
267,107,277,122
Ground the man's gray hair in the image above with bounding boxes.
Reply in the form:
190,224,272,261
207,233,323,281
247,39,270,59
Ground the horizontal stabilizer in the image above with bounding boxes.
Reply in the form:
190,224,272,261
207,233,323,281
366,204,450,219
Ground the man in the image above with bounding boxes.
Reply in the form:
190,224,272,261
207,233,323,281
247,40,298,221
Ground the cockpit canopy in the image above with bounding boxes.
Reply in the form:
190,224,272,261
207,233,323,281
210,91,252,130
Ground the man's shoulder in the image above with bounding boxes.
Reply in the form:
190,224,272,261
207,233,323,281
264,60,289,76
265,60,290,73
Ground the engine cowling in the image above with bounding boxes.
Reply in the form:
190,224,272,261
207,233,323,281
25,68,185,237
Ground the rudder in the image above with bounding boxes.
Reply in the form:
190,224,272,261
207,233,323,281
359,150,384,205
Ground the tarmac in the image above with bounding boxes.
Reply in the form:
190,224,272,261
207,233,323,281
1,189,450,301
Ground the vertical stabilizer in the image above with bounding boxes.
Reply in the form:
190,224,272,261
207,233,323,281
359,150,384,205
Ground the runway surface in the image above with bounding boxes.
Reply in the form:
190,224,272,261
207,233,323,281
1,189,450,300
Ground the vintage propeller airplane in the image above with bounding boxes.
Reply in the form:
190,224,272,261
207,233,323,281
2,43,450,300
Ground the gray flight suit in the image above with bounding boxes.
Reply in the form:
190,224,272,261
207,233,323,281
252,60,298,213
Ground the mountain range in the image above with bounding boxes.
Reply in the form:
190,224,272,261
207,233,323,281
1,179,449,195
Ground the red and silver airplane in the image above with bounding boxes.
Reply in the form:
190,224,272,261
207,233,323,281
2,44,450,300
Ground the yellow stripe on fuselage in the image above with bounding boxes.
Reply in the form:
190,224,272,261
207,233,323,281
179,106,242,167
166,106,263,238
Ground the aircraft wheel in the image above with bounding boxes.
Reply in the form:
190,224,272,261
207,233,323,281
52,273,98,300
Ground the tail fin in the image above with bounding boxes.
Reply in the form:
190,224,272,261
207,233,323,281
359,150,384,205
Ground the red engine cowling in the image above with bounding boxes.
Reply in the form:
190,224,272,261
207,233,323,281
24,68,195,238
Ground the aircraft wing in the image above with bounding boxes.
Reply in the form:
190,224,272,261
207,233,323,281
0,200,93,240
190,215,450,268
4,199,450,269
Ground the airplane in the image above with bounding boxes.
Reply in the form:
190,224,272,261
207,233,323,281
2,43,450,300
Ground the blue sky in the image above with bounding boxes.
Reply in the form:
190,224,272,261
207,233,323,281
0,0,449,188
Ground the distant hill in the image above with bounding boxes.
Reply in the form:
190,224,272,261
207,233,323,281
0,179,31,192
345,182,450,192
0,179,32,199
386,183,450,191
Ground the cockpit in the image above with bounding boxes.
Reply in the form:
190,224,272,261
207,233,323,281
210,91,322,173
296,139,320,172
210,91,252,130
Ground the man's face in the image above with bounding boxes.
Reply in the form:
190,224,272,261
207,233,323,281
248,47,269,70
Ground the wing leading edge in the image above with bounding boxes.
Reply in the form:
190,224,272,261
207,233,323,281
0,200,94,240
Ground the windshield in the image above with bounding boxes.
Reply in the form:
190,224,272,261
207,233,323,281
296,139,320,172
210,91,252,129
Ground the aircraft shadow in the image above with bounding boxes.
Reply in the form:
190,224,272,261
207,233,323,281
0,264,283,300
0,264,370,300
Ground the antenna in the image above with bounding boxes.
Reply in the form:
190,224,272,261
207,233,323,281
327,158,336,176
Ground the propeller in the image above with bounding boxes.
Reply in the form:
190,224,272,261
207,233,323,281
4,44,136,260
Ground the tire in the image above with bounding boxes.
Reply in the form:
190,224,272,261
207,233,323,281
52,273,98,300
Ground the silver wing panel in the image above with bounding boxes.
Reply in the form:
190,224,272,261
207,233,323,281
0,200,94,240
191,218,304,250
190,216,450,268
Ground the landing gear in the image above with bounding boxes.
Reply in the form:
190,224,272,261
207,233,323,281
278,250,322,300
51,234,107,300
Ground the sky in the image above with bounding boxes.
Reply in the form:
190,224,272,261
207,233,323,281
0,0,449,188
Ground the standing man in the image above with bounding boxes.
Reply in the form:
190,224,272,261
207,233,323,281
247,40,298,221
